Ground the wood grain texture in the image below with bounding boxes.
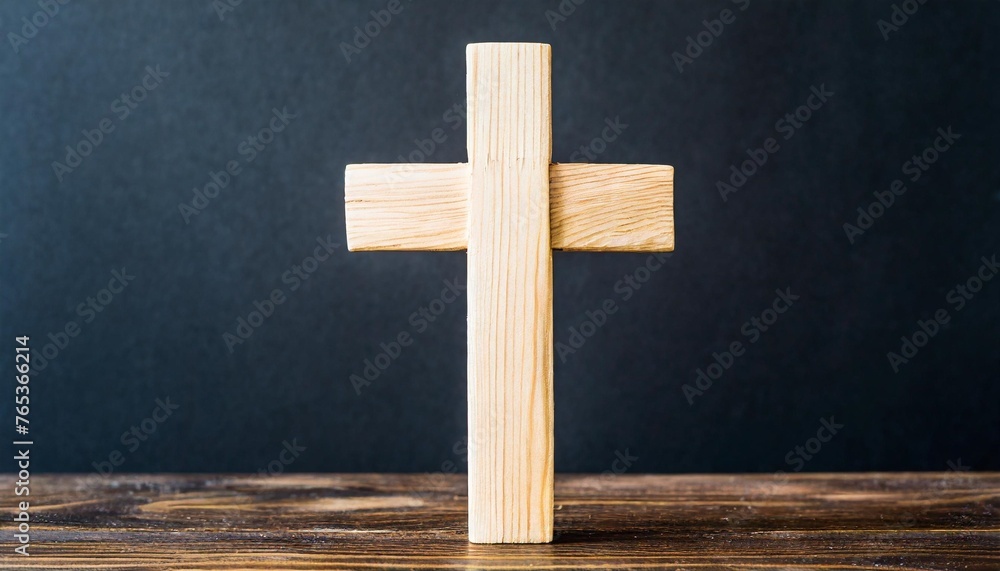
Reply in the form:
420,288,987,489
550,163,674,251
3,473,998,569
344,163,468,251
343,162,675,252
466,42,554,543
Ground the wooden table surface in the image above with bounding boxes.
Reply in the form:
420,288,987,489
2,473,997,569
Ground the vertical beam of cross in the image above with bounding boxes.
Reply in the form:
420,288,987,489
466,43,554,543
344,42,674,544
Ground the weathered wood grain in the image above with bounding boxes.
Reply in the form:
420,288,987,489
1,473,997,569
465,42,554,543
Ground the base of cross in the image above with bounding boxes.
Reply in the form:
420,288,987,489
345,43,674,543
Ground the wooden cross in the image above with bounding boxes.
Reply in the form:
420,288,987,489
344,43,674,543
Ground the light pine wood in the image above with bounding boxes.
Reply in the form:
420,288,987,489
466,42,553,544
550,163,674,251
345,163,674,252
343,42,675,543
344,163,467,251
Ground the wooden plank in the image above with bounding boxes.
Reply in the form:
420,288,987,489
550,163,674,251
465,42,554,543
344,162,674,253
344,163,467,251
6,473,1000,569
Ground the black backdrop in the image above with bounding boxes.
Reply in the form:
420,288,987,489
2,0,997,475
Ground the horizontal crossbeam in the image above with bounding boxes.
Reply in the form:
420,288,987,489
344,163,673,252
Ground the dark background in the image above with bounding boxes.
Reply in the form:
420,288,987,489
1,0,997,475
